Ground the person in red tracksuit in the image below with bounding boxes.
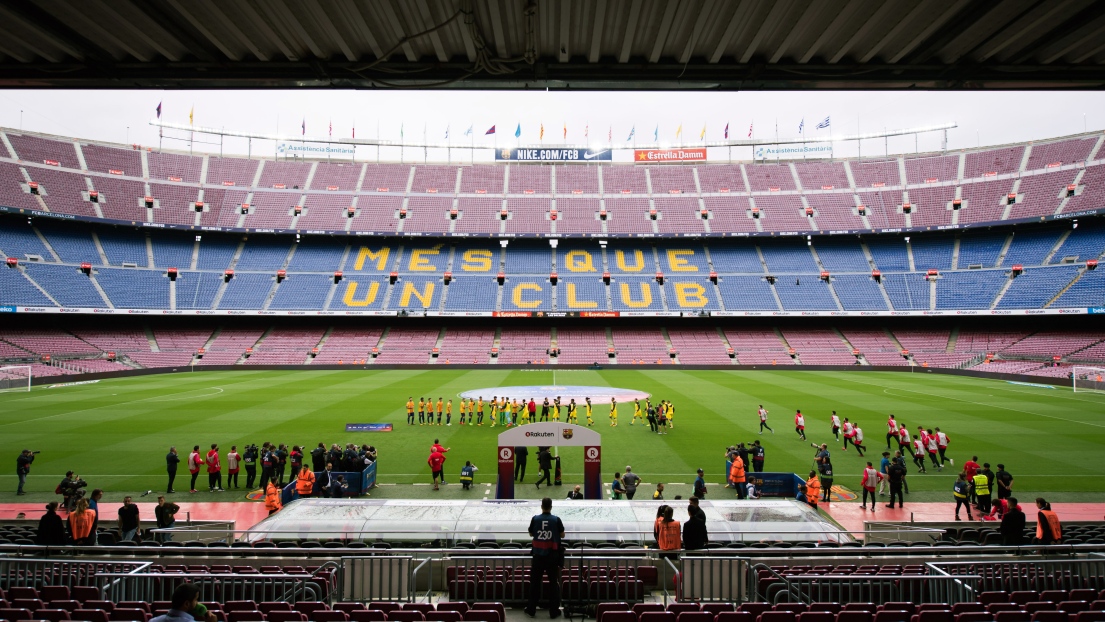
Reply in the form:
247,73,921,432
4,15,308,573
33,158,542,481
428,450,446,491
206,444,223,492
188,445,204,494
860,461,883,512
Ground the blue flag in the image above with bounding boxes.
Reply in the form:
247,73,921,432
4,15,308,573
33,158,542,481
155,101,162,119
798,118,804,134
515,123,521,138
653,125,658,141
627,126,635,141
464,125,473,136
816,116,831,129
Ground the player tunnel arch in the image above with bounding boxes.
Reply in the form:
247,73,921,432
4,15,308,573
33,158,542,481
496,422,602,500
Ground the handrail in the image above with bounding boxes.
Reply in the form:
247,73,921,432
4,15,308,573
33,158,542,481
750,562,810,605
661,556,680,606
411,557,432,603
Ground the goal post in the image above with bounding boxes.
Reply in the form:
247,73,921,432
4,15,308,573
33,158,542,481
0,365,32,392
1072,366,1105,392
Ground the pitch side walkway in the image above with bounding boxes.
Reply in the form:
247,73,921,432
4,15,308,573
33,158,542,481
823,502,1105,534
0,501,270,531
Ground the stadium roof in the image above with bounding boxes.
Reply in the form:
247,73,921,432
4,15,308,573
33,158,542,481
2,0,1105,91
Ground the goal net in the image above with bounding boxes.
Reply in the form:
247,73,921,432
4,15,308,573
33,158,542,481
1073,366,1105,392
0,365,32,392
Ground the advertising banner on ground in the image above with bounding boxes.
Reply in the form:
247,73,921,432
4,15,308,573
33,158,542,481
633,148,708,163
494,148,611,162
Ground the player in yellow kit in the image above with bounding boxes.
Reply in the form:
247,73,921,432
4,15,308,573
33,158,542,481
519,399,531,424
489,395,499,427
458,398,467,425
609,398,618,427
632,399,642,426
567,399,578,424
585,397,594,426
508,399,519,427
406,397,415,425
477,397,485,426
665,400,674,428
435,398,444,425
418,398,426,425
553,397,562,421
445,399,453,426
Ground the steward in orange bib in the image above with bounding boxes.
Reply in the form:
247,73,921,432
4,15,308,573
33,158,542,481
1035,498,1062,544
805,471,821,508
730,455,747,499
265,481,283,515
656,505,682,552
295,468,316,498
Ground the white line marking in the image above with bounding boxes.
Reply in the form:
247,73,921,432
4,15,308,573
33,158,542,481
145,387,224,402
0,386,229,428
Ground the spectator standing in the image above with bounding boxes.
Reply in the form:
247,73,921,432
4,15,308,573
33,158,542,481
683,503,708,550
1035,498,1062,544
995,464,1014,500
729,453,747,500
206,444,222,492
623,466,641,499
188,445,203,494
226,446,240,489
243,445,258,489
317,463,334,497
693,468,707,499
117,496,140,542
154,496,179,543
69,498,96,545
88,488,102,544
878,452,891,496
1000,497,1026,545
515,446,529,482
36,502,66,545
611,472,626,499
535,448,553,489
656,505,682,553
886,459,906,509
274,444,288,486
524,497,565,618
953,473,973,521
891,451,910,495
160,447,177,493
16,449,34,496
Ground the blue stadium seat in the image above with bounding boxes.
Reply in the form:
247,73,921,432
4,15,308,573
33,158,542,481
996,265,1079,309
96,230,148,267
774,277,838,311
831,274,888,311
218,273,275,309
269,275,333,310
23,263,106,307
882,273,930,310
716,276,778,310
935,271,1006,309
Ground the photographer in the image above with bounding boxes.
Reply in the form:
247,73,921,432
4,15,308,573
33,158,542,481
243,444,258,489
17,449,37,495
57,472,88,512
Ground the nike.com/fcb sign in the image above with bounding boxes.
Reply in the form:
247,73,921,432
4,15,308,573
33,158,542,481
495,148,612,162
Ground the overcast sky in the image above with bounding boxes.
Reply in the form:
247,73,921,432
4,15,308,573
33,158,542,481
1,89,1102,163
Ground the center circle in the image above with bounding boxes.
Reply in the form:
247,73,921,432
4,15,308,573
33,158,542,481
458,385,650,402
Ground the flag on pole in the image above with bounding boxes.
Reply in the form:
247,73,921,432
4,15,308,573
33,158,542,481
445,125,450,139
676,124,683,138
302,118,306,135
486,125,497,135
607,126,612,141
464,125,473,136
156,102,162,119
699,124,706,140
627,126,635,141
352,122,356,138
584,124,589,138
400,123,404,139
748,123,753,138
514,123,521,137
654,125,658,141
816,116,831,129
540,123,544,140
329,119,332,136
798,118,805,134
188,105,194,125
724,123,729,139
563,123,567,140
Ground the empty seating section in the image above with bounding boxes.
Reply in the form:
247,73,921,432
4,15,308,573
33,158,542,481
505,198,551,234
904,186,955,227
497,329,550,364
375,329,438,364
242,328,325,365
905,155,959,184
9,133,80,168
0,267,54,306
148,151,203,183
746,163,796,191
866,238,910,271
509,165,552,193
258,161,310,189
606,198,653,233
858,191,906,229
1003,230,1063,267
966,145,1025,177
90,174,147,222
1063,165,1105,214
196,238,240,271
957,233,1007,268
96,269,169,309
310,162,363,191
269,275,333,310
649,166,697,194
911,237,954,271
286,240,347,272
795,162,849,190
601,166,648,194
806,194,864,230
150,233,194,269
1012,170,1076,219
149,183,199,225
502,278,552,311
936,271,1006,309
882,274,929,310
611,278,663,312
555,198,602,233
716,276,778,311
206,157,260,187
202,189,248,227
243,192,300,229
695,165,745,193
754,195,814,232
0,162,47,211
32,168,97,217
412,166,458,193
459,166,505,194
235,239,291,272
0,222,54,259
313,327,382,364
774,278,838,311
850,159,901,188
22,264,104,307
455,197,502,234
959,179,1015,225
760,241,819,273
831,275,887,311
1052,223,1105,263
437,329,494,363
196,328,264,365
219,274,276,309
352,196,403,232
667,328,729,364
329,277,386,311
814,241,869,272
404,197,452,233
81,144,141,176
558,278,607,311
296,194,353,230
725,329,791,364
556,328,608,364
995,266,1078,308
554,165,600,193
362,165,411,193
708,246,762,273
703,196,757,232
1056,267,1105,307
783,329,854,364
842,329,906,365
176,271,223,309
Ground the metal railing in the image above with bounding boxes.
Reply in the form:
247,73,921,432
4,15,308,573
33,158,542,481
95,572,323,604
929,557,1105,593
343,556,416,603
0,558,150,590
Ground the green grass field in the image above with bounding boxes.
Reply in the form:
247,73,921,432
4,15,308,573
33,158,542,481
3,368,1105,504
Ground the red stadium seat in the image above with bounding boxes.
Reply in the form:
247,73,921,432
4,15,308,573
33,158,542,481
716,613,755,622
265,613,306,622
312,613,350,622
226,612,266,622
402,606,435,615
332,605,366,614
388,613,425,622
37,610,72,622
40,589,71,604
600,613,637,622
0,608,34,621
702,606,736,616
425,613,462,622
461,612,496,622
72,610,111,622
435,605,468,617
109,609,150,622
1029,613,1067,622
292,604,329,616
259,605,292,615
348,612,386,622
639,612,677,622
993,613,1030,622
677,613,716,622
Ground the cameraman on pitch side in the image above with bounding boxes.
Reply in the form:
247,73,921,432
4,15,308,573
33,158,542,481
17,449,38,495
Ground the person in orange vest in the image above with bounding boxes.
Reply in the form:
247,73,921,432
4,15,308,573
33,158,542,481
68,498,96,545
1035,498,1062,544
730,452,747,499
264,480,282,516
295,465,316,499
805,470,821,509
656,505,682,554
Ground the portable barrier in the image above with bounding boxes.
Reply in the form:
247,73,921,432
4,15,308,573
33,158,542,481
439,552,651,605
0,558,149,590
342,555,416,602
929,556,1105,593
95,571,325,603
677,556,751,602
754,565,981,605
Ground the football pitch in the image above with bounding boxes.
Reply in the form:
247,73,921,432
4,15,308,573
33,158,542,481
3,368,1105,503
